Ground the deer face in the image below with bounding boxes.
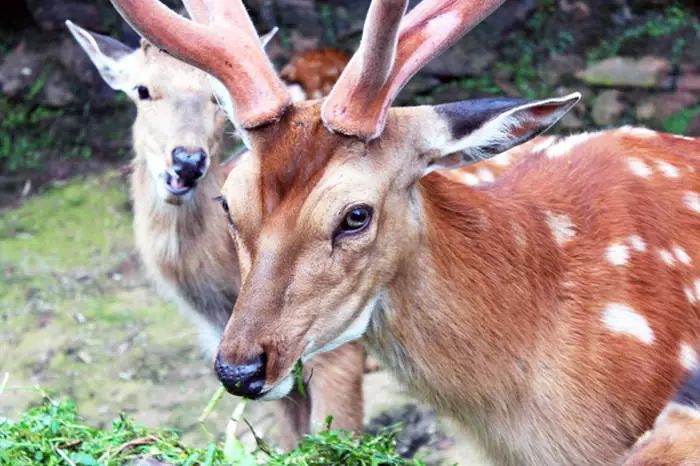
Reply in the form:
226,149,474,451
214,97,578,399
67,22,226,204
107,0,577,399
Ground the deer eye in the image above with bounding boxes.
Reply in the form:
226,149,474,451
135,85,151,100
214,195,234,226
336,205,373,239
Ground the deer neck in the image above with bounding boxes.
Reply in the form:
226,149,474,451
130,150,240,316
369,173,567,418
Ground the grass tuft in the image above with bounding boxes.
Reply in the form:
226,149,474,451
0,397,424,466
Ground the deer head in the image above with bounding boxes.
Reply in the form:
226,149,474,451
66,17,276,205
111,0,580,399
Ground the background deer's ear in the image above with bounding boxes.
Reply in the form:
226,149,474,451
420,93,581,174
65,20,136,92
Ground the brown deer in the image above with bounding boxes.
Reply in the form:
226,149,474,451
66,18,364,448
109,0,700,463
624,368,700,465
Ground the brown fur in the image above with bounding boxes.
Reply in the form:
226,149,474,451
96,44,363,449
624,406,700,466
217,101,700,465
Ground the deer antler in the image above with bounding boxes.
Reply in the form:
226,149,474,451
322,0,507,141
110,0,290,129
181,0,210,22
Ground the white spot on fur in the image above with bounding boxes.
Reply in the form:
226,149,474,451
680,343,698,371
628,157,652,178
546,132,596,159
545,211,576,245
658,248,676,266
673,246,692,265
477,168,495,184
602,303,654,344
606,243,629,266
627,235,646,253
694,279,700,300
618,126,657,138
684,192,700,213
674,134,696,142
286,83,307,103
684,287,697,305
657,161,680,178
490,152,512,167
532,136,557,153
460,172,480,187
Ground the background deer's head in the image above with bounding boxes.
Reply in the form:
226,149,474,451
112,0,579,399
67,20,228,205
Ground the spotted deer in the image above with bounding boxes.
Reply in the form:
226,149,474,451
109,0,700,464
66,19,364,448
624,368,700,465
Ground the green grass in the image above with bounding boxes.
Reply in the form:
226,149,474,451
587,4,700,63
0,397,424,466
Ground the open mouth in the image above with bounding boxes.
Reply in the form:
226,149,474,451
165,173,195,195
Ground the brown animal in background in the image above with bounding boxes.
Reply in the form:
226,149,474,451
624,369,700,466
110,0,700,464
280,48,351,100
66,20,364,448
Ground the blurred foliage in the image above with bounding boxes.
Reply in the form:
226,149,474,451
587,4,700,63
0,97,93,173
0,398,423,466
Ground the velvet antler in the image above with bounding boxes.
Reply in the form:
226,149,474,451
110,0,290,129
322,0,507,141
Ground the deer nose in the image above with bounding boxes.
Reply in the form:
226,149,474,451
171,146,207,185
214,352,267,399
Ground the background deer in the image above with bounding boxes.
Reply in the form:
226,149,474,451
110,0,700,463
623,368,700,465
66,19,364,448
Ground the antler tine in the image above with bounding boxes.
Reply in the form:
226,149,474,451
322,0,507,141
181,0,209,22
111,0,290,129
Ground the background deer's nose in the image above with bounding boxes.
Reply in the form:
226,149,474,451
214,352,267,399
171,146,207,185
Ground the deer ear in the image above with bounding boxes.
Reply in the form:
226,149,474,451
421,93,581,173
65,20,136,91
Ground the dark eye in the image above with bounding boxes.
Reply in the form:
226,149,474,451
214,195,234,226
136,85,150,100
336,205,373,238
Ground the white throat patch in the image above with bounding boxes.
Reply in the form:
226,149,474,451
302,293,383,363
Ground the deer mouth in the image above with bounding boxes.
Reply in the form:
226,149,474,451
165,173,196,196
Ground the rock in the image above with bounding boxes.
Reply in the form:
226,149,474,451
592,90,626,126
25,0,102,31
636,92,699,124
0,38,83,106
423,39,497,78
394,74,442,105
678,72,700,92
474,0,537,38
576,56,671,88
540,54,585,86
687,115,700,137
274,0,323,44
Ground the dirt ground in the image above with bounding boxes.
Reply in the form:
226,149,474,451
0,170,488,464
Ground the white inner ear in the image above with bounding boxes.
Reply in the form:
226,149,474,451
65,20,135,92
426,92,581,174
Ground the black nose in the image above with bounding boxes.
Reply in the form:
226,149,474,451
171,146,207,185
214,352,267,399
